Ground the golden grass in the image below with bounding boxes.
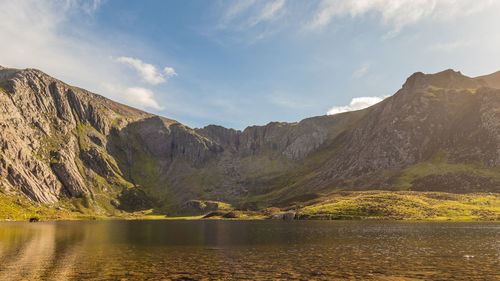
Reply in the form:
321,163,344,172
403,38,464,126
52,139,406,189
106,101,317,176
298,191,500,221
1,187,499,222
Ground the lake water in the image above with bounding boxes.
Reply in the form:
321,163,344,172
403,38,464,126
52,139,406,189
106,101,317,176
0,220,498,280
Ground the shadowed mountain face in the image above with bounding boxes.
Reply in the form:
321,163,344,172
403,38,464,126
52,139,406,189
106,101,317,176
0,66,499,214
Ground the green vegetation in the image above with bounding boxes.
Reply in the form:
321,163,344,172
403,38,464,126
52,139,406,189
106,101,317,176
75,121,88,150
175,165,223,197
0,189,77,221
0,189,498,221
392,150,500,189
241,110,371,208
34,114,72,163
0,189,168,221
298,191,500,221
116,123,161,193
187,199,232,210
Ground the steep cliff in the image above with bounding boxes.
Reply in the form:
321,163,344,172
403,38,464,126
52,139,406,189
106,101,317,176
264,69,500,202
0,66,499,216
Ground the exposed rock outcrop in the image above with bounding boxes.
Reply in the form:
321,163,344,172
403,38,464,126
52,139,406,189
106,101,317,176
0,66,499,216
272,212,296,220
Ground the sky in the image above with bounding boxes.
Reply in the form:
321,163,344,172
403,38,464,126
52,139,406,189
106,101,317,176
1,0,500,130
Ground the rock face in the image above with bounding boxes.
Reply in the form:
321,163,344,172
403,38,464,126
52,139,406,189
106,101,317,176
1,66,500,215
272,212,296,220
0,67,152,208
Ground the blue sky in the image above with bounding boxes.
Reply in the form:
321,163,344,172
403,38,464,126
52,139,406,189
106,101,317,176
1,0,500,129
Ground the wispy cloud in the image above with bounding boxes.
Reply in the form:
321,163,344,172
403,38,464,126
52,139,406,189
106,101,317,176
164,66,178,77
352,63,371,79
219,0,257,27
0,1,173,112
248,0,286,27
116,57,177,85
79,0,103,15
428,40,472,52
214,0,495,43
327,96,385,115
220,0,286,29
305,0,495,38
0,1,107,79
214,0,287,43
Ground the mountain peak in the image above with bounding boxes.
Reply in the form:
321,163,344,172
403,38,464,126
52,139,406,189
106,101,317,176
402,69,484,92
2,66,500,216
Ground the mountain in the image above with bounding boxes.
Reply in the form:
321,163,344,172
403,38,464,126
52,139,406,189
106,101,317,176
0,66,499,217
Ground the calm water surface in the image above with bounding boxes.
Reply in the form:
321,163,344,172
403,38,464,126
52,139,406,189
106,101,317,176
0,220,498,280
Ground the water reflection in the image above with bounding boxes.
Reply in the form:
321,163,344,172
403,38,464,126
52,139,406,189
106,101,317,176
0,222,84,280
0,221,498,280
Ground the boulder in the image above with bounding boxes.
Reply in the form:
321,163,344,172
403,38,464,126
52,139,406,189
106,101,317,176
272,212,296,220
222,211,238,218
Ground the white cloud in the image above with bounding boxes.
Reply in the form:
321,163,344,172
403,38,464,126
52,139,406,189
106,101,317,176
248,0,286,27
215,0,496,43
306,0,495,38
327,96,385,115
124,87,163,110
212,0,287,43
0,1,107,81
116,57,166,85
219,0,286,29
0,1,172,112
79,0,103,15
164,66,178,77
352,63,371,79
0,1,180,113
101,83,163,110
220,0,257,25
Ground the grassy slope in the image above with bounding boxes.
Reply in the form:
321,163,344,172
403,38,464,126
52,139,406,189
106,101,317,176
239,112,368,208
3,75,500,221
0,189,88,221
2,188,498,221
391,150,500,190
297,191,500,221
0,189,170,221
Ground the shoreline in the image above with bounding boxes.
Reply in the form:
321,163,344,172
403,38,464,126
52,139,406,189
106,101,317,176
2,190,499,222
1,215,498,223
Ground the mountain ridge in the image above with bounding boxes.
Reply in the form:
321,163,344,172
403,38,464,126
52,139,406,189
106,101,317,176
1,66,499,217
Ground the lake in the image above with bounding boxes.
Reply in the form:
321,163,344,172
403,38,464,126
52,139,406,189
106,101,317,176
0,220,498,280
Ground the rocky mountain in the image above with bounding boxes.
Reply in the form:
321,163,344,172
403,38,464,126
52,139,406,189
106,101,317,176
0,66,499,215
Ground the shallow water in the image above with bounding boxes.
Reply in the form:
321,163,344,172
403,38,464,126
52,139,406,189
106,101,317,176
0,220,498,280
